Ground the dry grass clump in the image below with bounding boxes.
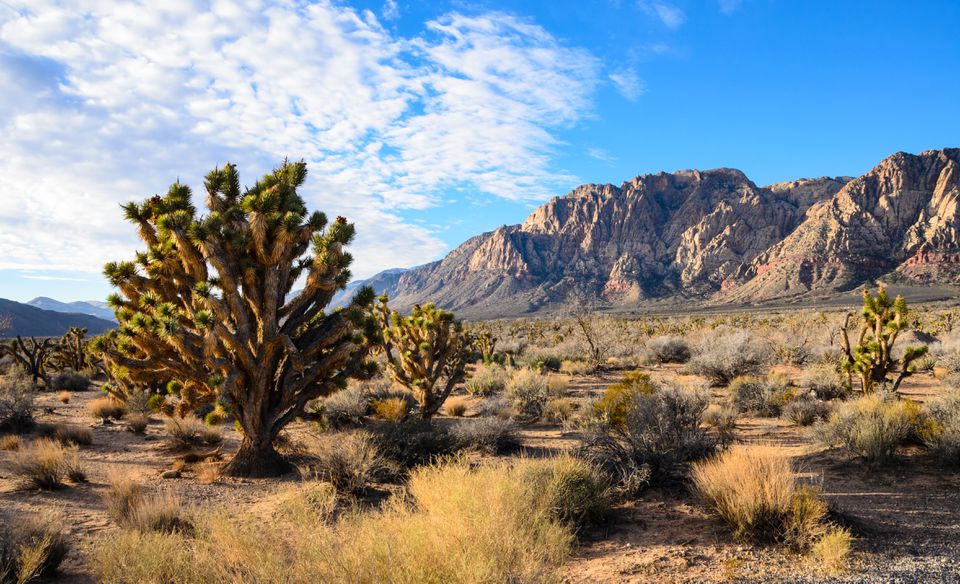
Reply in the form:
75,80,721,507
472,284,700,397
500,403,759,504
9,438,85,489
513,456,610,531
450,417,519,454
370,396,411,421
273,481,338,523
163,416,222,450
319,385,369,428
544,397,574,423
0,512,70,582
0,369,35,432
90,457,588,583
559,359,593,376
58,391,71,404
703,405,738,445
815,392,912,466
688,330,766,385
464,363,509,396
0,435,22,451
104,474,192,533
691,446,827,549
36,422,93,446
88,397,128,421
643,336,691,364
304,431,387,494
811,526,854,573
443,396,468,417
126,413,150,434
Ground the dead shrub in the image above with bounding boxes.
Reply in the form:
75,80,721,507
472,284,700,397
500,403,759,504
0,369,35,432
9,439,79,490
304,431,387,494
0,512,70,582
450,417,520,454
689,330,766,385
126,413,150,435
163,416,222,450
104,474,191,534
444,397,468,417
643,336,691,364
88,397,127,421
36,422,93,446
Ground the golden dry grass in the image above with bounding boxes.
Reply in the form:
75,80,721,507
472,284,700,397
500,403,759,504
443,396,468,417
87,397,127,421
9,439,84,490
57,391,71,404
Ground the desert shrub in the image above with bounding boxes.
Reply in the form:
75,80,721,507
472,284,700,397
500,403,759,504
444,397,468,417
514,456,610,531
63,447,87,482
0,435,21,451
559,360,593,376
36,422,93,446
476,395,515,419
730,375,797,417
783,399,831,426
579,383,713,487
370,396,412,422
921,389,960,463
9,439,80,489
88,397,127,421
124,390,154,415
811,526,854,573
306,431,387,494
772,341,812,366
938,350,960,374
915,355,936,372
372,420,458,469
203,409,225,426
320,385,369,428
450,417,520,454
544,398,574,423
523,352,562,372
273,481,338,523
505,368,550,421
146,394,166,413
57,391,71,404
0,512,70,582
0,369,35,432
127,413,150,434
163,416,222,450
49,371,89,392
689,330,766,385
104,475,191,534
643,336,691,364
464,363,508,396
692,446,827,548
703,405,738,446
801,364,849,400
90,457,581,584
592,370,655,428
815,392,912,466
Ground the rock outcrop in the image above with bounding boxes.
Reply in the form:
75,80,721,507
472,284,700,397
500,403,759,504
357,148,960,317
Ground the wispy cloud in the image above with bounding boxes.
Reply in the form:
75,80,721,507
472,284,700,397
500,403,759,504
638,1,686,29
20,275,87,282
719,0,742,15
609,68,646,100
0,2,600,279
383,0,400,21
587,148,617,164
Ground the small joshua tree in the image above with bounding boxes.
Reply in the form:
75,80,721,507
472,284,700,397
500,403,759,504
51,327,90,372
473,329,497,364
839,287,927,393
92,161,376,477
2,337,55,384
374,297,470,420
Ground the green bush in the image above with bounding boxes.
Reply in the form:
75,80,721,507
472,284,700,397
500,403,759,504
815,392,912,466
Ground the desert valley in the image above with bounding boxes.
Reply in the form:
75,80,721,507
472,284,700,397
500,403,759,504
2,2,960,583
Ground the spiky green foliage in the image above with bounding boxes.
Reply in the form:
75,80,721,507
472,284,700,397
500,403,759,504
374,297,470,420
473,329,497,364
92,161,377,477
1,337,54,385
50,327,90,372
839,288,927,393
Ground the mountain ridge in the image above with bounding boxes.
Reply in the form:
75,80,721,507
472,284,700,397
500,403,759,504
0,298,116,337
347,148,960,318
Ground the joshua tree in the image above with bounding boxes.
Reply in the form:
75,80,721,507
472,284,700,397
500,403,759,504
472,328,497,364
839,287,928,393
1,336,55,384
51,327,89,372
374,297,470,420
92,161,376,477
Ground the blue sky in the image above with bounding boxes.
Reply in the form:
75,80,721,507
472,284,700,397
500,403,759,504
1,0,958,303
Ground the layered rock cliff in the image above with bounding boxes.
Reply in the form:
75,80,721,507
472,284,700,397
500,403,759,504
358,148,960,317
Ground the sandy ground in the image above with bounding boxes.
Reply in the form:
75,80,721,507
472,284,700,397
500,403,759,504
1,368,959,583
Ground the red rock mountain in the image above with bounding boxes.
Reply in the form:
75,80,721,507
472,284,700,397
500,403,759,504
354,148,960,317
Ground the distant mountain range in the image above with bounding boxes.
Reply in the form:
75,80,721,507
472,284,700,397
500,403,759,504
26,297,116,322
345,148,960,318
0,298,115,338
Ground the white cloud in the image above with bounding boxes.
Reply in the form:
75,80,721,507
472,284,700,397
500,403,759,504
587,148,617,164
719,0,742,15
0,2,600,280
639,1,686,29
608,68,646,100
382,0,399,21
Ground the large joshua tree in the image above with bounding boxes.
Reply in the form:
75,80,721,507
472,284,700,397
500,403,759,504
92,161,375,477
